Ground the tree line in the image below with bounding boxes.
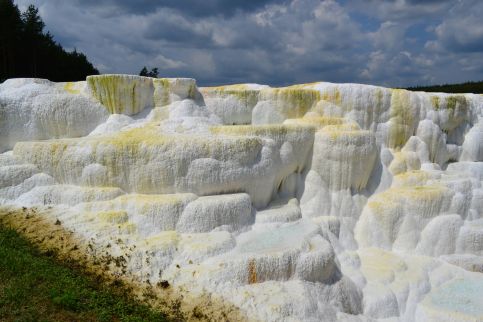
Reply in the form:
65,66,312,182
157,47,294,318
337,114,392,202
406,81,483,94
0,0,98,82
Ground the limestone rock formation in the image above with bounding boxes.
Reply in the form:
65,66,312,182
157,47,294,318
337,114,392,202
1,75,482,321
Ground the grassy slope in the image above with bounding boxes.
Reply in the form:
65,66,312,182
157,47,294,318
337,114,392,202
0,225,169,322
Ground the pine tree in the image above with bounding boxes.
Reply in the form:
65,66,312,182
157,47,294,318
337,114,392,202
149,68,159,77
139,67,159,77
21,5,44,77
0,2,98,82
139,66,149,76
0,0,22,80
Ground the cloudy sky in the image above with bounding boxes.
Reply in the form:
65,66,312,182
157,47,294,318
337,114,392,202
15,0,483,87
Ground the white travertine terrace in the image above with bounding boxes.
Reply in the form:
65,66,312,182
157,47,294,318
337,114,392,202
1,74,482,321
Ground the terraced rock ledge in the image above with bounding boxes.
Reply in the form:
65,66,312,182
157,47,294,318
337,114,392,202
1,75,482,321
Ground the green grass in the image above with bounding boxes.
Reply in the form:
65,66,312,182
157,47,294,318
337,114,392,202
0,225,169,322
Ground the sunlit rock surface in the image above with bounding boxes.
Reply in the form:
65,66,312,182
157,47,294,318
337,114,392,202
1,75,482,321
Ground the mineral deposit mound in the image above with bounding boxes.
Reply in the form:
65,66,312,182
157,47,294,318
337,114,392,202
1,75,482,321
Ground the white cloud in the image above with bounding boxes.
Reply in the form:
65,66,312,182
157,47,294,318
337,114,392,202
432,0,483,52
12,0,483,86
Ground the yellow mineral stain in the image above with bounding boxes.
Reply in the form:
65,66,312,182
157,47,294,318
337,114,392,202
284,116,346,129
63,82,80,94
388,89,414,148
393,170,430,187
359,248,407,284
98,210,129,224
248,259,257,284
431,96,440,110
87,75,153,115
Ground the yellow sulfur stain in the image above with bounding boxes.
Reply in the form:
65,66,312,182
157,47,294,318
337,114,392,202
320,88,342,106
153,78,171,106
431,96,440,110
284,116,346,129
202,84,323,120
201,84,260,108
318,124,370,140
393,170,430,187
13,123,265,193
63,82,80,94
142,231,179,249
388,151,421,175
285,82,321,89
445,95,467,111
203,84,250,91
367,184,450,219
260,88,321,118
87,75,153,115
98,210,129,224
117,222,137,235
372,185,448,203
117,193,191,206
210,123,313,137
359,247,407,284
388,89,414,148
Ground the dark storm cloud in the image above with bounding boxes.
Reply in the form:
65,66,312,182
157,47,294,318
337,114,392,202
14,0,483,87
73,0,283,17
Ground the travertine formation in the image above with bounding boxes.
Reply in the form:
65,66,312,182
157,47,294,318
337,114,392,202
1,75,482,321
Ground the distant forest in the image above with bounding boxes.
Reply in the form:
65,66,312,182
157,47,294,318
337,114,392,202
0,0,98,82
406,81,483,94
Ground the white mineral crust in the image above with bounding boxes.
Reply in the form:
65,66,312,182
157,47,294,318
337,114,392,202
1,75,482,321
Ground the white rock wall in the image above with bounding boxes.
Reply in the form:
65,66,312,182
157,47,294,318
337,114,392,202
1,74,482,321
